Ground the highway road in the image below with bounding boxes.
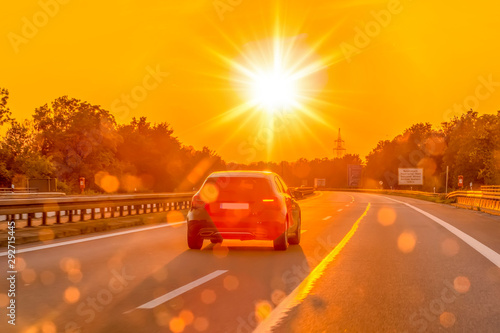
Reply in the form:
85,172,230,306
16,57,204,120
1,192,500,332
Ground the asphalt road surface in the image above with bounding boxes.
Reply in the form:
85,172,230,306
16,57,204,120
1,192,500,333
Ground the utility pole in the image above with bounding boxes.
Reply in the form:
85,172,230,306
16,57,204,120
445,166,449,194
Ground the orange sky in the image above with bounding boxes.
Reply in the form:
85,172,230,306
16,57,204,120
2,0,500,163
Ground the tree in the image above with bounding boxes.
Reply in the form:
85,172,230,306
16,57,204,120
0,88,12,126
0,120,54,186
32,96,120,191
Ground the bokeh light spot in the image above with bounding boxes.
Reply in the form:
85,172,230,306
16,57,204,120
64,287,80,304
212,244,229,258
200,289,216,304
39,229,55,242
16,257,27,271
152,267,168,282
154,308,171,327
41,321,57,333
41,271,56,286
440,311,456,328
193,317,209,332
21,268,37,284
255,300,273,323
397,231,417,253
271,289,286,305
68,268,83,283
223,275,239,291
200,183,219,203
167,211,185,225
60,257,81,273
377,207,396,226
169,317,185,333
454,276,471,294
95,171,120,193
179,310,194,326
441,238,459,257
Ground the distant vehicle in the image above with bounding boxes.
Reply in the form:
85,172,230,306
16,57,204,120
187,171,301,251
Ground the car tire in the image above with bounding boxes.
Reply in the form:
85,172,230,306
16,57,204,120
210,239,222,244
188,230,203,250
288,216,301,245
273,223,289,251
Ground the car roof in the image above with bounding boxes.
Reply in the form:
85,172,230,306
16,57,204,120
207,170,276,179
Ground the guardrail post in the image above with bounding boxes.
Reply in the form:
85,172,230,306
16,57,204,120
42,212,47,226
110,207,115,218
101,207,105,219
68,210,73,222
128,205,132,215
119,206,124,217
136,205,140,215
26,213,33,227
91,208,95,220
80,209,85,221
56,211,61,224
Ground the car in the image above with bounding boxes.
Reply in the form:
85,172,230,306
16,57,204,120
187,170,301,251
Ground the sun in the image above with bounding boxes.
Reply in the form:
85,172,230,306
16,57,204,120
250,67,298,113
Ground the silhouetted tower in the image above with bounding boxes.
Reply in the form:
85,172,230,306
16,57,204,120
333,128,346,158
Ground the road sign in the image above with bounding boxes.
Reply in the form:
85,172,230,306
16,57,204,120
458,175,464,188
348,165,363,187
314,178,326,188
398,168,423,185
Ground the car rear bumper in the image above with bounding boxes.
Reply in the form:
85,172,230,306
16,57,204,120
188,219,284,241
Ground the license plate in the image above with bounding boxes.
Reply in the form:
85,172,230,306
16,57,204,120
220,203,249,209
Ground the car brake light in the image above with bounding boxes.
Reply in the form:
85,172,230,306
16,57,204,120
262,199,275,202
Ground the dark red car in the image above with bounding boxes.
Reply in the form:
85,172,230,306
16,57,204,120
187,171,301,250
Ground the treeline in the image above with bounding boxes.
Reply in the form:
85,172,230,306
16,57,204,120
363,110,500,191
0,89,362,193
1,88,498,193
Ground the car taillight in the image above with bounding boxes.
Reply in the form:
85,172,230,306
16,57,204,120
262,198,280,209
191,195,205,208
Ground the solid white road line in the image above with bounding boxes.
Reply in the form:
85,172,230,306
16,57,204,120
322,216,332,221
135,270,228,310
384,196,500,268
0,221,186,256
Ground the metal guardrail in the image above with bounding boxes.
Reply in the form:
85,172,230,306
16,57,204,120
292,187,315,199
0,188,39,193
323,188,441,197
447,186,500,214
0,193,194,227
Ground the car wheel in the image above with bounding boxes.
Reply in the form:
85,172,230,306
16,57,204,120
288,216,301,245
273,222,289,251
187,230,203,250
210,239,222,244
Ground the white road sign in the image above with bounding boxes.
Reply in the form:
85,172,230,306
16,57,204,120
398,168,423,185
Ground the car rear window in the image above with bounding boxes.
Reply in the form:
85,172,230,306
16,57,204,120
202,176,273,201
